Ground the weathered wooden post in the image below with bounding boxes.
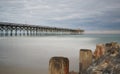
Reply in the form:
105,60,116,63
79,49,92,74
49,57,69,74
93,44,105,60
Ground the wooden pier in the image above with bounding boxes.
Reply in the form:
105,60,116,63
0,22,84,36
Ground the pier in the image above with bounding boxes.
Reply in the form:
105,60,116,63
0,22,84,36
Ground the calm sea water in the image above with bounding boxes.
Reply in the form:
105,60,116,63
0,34,120,74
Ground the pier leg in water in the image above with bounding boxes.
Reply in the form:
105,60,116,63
27,30,29,36
5,29,8,36
19,30,21,36
23,30,25,36
15,29,17,36
0,30,3,37
49,57,69,74
10,30,12,36
79,49,92,74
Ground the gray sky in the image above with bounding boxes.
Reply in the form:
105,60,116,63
0,0,120,34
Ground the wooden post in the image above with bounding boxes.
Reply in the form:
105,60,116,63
49,57,69,74
93,44,105,60
79,49,92,74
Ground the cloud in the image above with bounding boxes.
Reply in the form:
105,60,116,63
0,0,120,33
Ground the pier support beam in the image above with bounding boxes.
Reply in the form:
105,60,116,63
49,57,69,74
79,49,92,74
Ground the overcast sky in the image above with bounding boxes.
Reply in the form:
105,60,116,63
0,0,120,34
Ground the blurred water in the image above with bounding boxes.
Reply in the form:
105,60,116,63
0,34,120,74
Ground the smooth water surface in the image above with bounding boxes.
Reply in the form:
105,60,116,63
0,34,120,74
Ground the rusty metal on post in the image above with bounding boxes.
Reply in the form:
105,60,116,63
49,57,69,74
79,49,92,74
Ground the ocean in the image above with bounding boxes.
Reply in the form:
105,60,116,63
0,34,120,74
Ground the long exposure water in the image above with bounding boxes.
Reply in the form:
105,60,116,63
0,34,120,74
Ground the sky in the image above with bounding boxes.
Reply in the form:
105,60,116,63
0,0,120,34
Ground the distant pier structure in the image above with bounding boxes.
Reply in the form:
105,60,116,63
0,22,84,36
